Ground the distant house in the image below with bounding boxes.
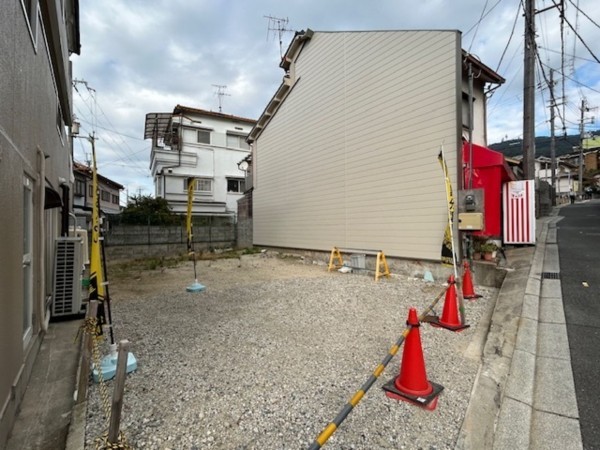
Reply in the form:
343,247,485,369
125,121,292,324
247,29,503,261
0,1,80,446
535,156,577,195
145,105,256,219
73,162,124,225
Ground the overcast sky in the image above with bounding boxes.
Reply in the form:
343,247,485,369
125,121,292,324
72,0,600,200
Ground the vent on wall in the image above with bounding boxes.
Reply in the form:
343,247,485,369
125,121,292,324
52,237,84,317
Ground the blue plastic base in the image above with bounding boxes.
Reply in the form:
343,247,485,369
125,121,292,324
186,281,206,292
93,352,137,383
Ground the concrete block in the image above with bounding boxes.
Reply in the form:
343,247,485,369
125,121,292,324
543,244,560,272
541,279,562,299
537,322,571,360
504,349,535,405
493,397,532,450
531,410,582,450
515,317,538,354
534,356,579,418
521,294,539,321
539,296,566,324
525,277,541,296
546,228,557,244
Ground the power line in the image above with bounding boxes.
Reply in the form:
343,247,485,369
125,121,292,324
73,85,150,176
538,45,598,63
539,60,600,95
77,118,146,141
555,0,600,63
463,0,504,36
568,0,600,29
468,0,490,53
495,0,522,73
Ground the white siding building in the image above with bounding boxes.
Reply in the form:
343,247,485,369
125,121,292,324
248,30,504,261
145,105,256,218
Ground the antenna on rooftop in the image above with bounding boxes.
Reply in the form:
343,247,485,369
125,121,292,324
212,84,230,113
264,15,292,59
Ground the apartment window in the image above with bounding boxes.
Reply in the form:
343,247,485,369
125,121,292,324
226,133,250,150
74,179,85,197
89,185,94,197
197,129,211,145
112,194,119,205
184,178,212,193
101,190,111,201
227,178,245,193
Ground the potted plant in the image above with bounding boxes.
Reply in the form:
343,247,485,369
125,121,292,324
480,242,498,261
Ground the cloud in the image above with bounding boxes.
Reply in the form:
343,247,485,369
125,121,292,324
72,0,600,198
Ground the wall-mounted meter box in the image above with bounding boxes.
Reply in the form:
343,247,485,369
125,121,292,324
458,189,484,214
458,212,484,230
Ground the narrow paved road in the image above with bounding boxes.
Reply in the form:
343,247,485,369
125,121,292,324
558,199,600,449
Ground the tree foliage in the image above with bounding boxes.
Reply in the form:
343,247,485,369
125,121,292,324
120,195,180,225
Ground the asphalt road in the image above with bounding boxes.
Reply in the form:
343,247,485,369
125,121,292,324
558,199,600,449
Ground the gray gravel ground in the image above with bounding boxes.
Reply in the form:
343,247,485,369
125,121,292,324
84,253,496,450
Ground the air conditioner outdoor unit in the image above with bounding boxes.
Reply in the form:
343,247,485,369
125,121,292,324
52,237,84,317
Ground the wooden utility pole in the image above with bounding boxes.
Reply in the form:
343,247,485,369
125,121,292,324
523,0,536,180
578,99,587,195
549,69,557,206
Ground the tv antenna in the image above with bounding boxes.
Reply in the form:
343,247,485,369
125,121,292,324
264,15,293,59
212,84,230,113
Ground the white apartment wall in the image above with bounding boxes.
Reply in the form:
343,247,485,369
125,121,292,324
253,30,462,261
461,78,487,145
153,113,252,216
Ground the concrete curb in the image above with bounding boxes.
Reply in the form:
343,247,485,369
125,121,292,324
455,221,545,450
457,208,584,450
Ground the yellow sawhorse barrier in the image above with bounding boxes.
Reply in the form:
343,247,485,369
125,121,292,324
328,247,391,282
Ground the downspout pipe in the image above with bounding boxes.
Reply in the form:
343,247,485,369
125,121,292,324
37,149,49,332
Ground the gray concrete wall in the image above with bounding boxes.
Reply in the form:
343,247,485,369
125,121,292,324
237,218,253,249
103,224,236,261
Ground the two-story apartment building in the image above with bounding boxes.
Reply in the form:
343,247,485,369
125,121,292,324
247,29,504,261
0,0,80,446
145,105,256,218
73,161,124,221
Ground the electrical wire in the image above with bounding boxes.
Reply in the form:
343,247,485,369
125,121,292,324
554,0,600,63
464,0,504,36
468,0,490,53
495,0,522,73
538,45,598,63
568,0,600,29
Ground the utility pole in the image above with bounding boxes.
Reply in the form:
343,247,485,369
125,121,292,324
549,69,556,206
523,0,536,180
578,98,588,196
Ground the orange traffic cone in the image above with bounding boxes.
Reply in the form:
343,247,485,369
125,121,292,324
382,308,443,410
462,261,482,300
430,275,470,332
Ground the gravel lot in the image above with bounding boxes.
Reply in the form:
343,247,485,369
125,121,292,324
85,252,497,450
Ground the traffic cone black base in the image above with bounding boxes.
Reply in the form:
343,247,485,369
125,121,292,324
382,379,444,411
429,320,470,333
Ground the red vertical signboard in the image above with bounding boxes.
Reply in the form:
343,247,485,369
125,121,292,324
503,180,536,244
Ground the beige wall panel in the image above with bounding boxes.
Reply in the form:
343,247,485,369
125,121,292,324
254,31,460,260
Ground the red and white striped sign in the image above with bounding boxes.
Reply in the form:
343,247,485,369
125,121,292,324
503,180,536,244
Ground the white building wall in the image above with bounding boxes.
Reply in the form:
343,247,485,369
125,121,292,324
153,113,253,216
253,30,462,261
461,78,487,145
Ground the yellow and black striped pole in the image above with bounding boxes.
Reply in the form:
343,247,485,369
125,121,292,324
308,288,446,450
88,134,108,336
